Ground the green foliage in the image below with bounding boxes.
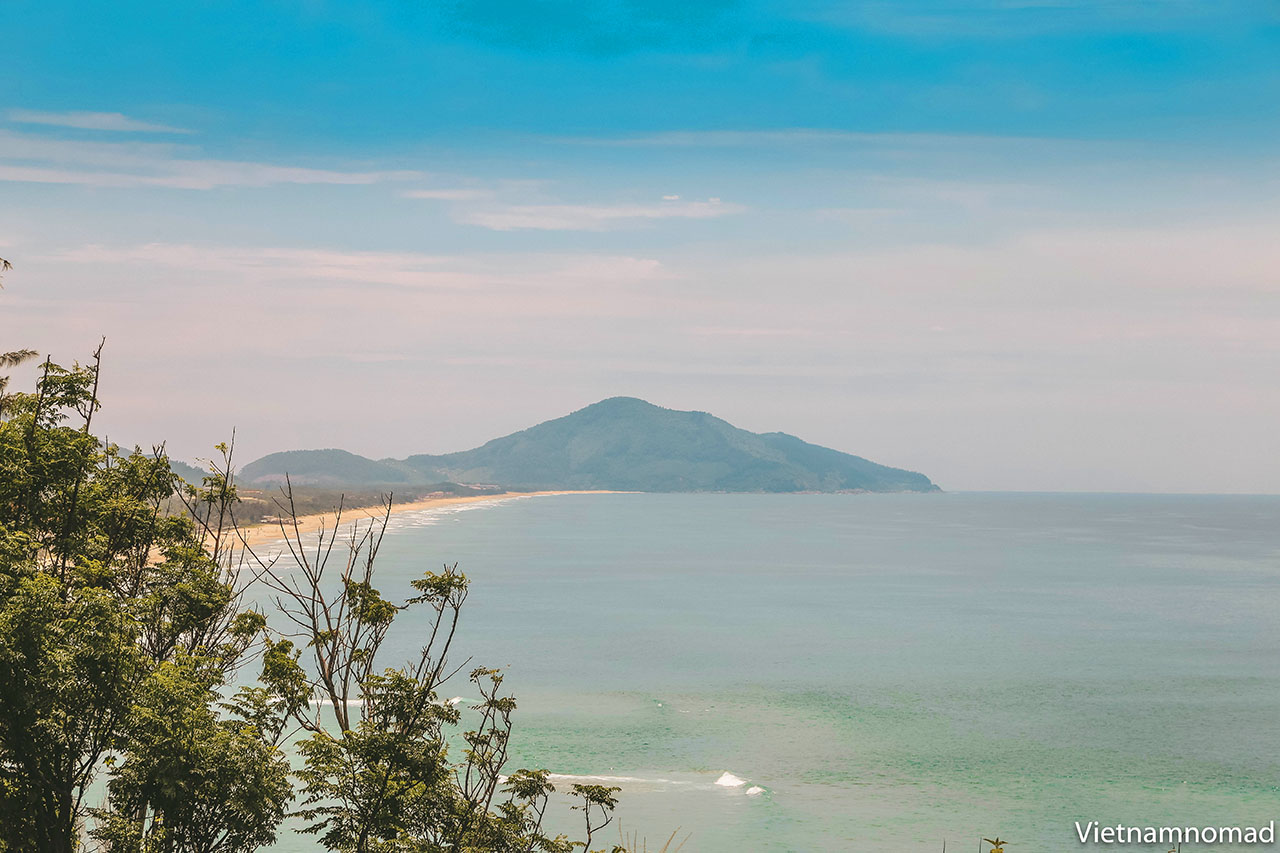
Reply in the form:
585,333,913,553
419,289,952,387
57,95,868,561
89,656,291,853
0,573,142,851
248,496,592,852
569,785,621,853
0,352,628,852
218,480,500,526
0,354,290,853
0,256,39,417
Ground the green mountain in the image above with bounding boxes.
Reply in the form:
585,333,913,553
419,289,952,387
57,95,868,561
238,397,940,493
236,448,414,487
168,459,208,484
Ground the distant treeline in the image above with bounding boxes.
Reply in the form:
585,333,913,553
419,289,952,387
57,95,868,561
171,461,504,525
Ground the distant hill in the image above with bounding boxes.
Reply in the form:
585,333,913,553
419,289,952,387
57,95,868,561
108,445,206,485
238,448,413,487
168,459,208,484
238,397,940,493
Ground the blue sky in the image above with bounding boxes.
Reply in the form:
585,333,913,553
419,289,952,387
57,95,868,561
2,1,1278,490
8,1,1278,144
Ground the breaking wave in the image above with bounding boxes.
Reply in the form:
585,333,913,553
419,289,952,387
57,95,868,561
545,770,766,796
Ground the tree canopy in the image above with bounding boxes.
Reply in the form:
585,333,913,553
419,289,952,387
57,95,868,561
0,352,630,852
0,257,40,415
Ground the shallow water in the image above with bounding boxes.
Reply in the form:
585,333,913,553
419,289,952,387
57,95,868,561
267,492,1280,851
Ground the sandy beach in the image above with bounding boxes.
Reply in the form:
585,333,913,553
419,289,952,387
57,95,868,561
233,490,615,549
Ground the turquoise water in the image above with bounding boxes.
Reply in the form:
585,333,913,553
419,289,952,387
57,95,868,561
272,493,1280,851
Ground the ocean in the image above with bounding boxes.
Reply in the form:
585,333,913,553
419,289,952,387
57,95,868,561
267,492,1280,851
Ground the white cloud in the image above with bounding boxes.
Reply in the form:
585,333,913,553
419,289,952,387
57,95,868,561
403,188,494,201
8,212,1279,491
688,327,816,338
456,198,744,231
561,129,879,147
50,243,469,288
0,162,421,190
45,242,671,292
0,129,421,189
8,109,192,134
554,128,1071,148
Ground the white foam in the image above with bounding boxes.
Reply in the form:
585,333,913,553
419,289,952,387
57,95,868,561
447,696,465,706
544,771,763,792
548,773,668,784
385,496,528,532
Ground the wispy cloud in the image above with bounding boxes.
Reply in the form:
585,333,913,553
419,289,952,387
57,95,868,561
403,188,494,201
0,162,421,190
46,242,671,292
0,129,421,189
556,129,886,147
456,198,744,231
866,176,1041,209
688,326,817,338
550,128,1071,148
50,243,468,288
8,109,192,134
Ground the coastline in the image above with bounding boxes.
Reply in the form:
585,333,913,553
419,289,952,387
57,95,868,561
234,490,617,548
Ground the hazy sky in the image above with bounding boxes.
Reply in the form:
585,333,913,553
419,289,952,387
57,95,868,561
2,1,1278,492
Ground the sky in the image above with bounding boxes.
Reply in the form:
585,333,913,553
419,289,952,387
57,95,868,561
2,0,1278,492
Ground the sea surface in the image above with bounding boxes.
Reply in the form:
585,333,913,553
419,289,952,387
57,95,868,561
266,492,1280,851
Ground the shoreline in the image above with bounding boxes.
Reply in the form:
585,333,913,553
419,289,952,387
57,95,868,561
234,490,617,548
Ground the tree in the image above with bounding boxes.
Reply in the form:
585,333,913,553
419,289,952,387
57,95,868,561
88,655,292,853
0,257,39,417
0,349,39,423
0,353,629,852
570,785,621,853
243,485,598,852
0,354,290,852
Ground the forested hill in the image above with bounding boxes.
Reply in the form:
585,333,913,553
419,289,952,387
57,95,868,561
238,397,941,493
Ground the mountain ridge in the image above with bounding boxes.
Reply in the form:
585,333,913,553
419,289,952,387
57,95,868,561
238,397,940,493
